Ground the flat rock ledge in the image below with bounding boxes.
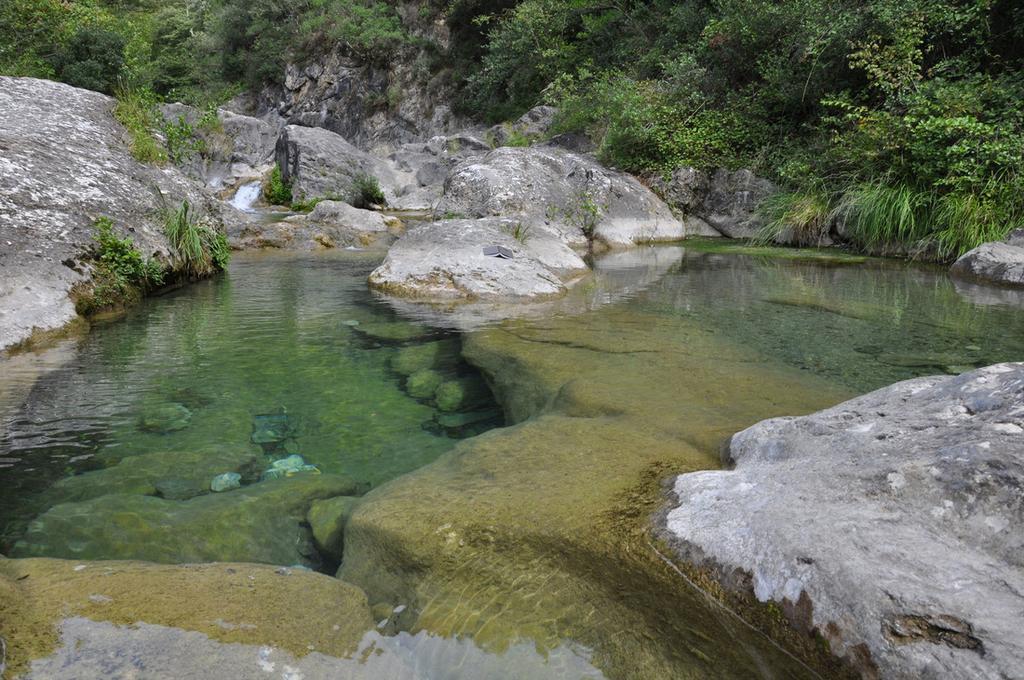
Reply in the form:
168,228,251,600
368,218,587,300
661,363,1024,679
951,229,1024,288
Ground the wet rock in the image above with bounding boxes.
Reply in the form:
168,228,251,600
13,473,360,566
390,339,461,376
0,557,372,679
210,472,242,492
47,449,260,504
0,77,227,352
352,319,439,345
368,218,588,300
662,363,1024,678
950,229,1024,288
650,167,777,239
138,402,192,433
307,496,358,560
261,454,320,481
434,375,492,412
436,147,683,249
251,411,293,452
406,369,444,399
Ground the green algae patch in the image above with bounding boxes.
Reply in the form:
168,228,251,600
390,339,461,376
12,474,360,566
0,557,373,678
682,238,872,265
340,306,854,679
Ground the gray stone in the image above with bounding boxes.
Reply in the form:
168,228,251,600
138,402,192,433
662,363,1024,679
650,167,777,239
951,230,1024,288
436,147,683,249
368,218,588,300
307,495,359,560
274,125,399,204
0,77,227,352
486,105,558,146
210,472,242,493
229,200,403,251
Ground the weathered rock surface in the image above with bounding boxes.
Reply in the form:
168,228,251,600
951,229,1024,288
369,217,588,300
231,200,402,250
486,105,558,146
662,363,1024,679
160,103,279,189
275,124,400,204
13,473,360,567
0,77,224,352
651,167,778,238
0,557,372,678
307,495,359,561
437,146,683,249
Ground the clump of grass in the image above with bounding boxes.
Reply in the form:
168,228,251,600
563,190,603,243
501,221,532,244
755,186,833,246
932,176,1023,259
113,85,167,164
163,200,230,276
503,127,534,147
263,166,293,206
834,180,933,251
163,115,206,164
350,172,386,208
79,217,165,314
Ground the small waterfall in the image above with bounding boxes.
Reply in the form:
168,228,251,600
230,182,262,213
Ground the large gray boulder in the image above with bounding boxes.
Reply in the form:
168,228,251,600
662,363,1024,679
0,77,223,352
437,147,685,249
486,105,558,146
651,167,777,238
228,200,401,251
275,124,399,204
951,229,1024,288
368,217,587,299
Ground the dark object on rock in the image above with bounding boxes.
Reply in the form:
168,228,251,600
483,245,514,259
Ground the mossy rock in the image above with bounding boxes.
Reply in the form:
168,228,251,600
434,375,493,412
406,369,444,399
46,449,261,504
13,473,360,567
307,496,359,560
351,319,439,345
390,339,461,376
0,557,373,679
138,402,192,433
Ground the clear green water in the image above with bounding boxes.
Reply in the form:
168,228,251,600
0,251,501,559
3,243,1024,679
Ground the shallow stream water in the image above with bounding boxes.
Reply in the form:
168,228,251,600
2,243,1023,678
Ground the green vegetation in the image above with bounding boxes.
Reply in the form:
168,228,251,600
112,85,166,164
263,167,293,206
162,200,231,276
350,172,386,209
5,0,1021,259
80,216,164,314
500,221,531,244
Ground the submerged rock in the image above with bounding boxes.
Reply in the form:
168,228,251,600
138,402,193,433
406,369,444,399
390,339,461,376
47,449,260,504
368,218,588,300
951,229,1024,288
210,472,242,492
662,363,1024,678
13,473,359,566
307,495,358,561
0,557,372,679
261,454,320,481
434,375,493,412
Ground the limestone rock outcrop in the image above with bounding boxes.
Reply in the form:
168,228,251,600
662,363,1024,678
951,229,1024,288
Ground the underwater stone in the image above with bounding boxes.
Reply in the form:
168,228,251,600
406,370,444,399
12,474,360,566
260,454,319,481
352,320,438,344
210,472,242,493
138,403,192,434
47,449,261,505
390,339,461,376
434,376,493,412
307,496,358,561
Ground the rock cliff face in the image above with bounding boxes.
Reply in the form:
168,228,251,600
662,363,1024,679
0,77,226,353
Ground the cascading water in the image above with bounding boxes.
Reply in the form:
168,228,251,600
229,182,262,213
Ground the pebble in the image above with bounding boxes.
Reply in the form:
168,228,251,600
210,472,242,492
